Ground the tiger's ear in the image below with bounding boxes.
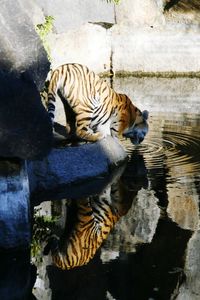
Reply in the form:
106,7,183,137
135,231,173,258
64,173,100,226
142,110,149,120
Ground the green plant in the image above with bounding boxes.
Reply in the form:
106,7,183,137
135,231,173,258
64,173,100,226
31,210,58,259
106,0,121,4
35,15,54,61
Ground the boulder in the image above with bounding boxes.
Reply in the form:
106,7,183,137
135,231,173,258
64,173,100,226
0,0,50,90
0,71,52,160
28,136,127,202
0,0,52,159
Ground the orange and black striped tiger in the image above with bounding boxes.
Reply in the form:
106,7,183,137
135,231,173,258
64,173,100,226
44,179,135,270
47,63,148,143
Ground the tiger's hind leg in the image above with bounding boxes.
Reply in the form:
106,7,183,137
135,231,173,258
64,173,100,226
74,105,104,142
76,115,103,142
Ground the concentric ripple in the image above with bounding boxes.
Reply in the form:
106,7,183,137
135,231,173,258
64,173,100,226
122,114,200,181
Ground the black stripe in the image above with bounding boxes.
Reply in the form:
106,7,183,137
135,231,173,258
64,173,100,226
101,108,113,125
48,103,55,110
49,112,54,119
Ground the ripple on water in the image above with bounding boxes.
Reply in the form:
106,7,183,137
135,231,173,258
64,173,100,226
123,113,200,181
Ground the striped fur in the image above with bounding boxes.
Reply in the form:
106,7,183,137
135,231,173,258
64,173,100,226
47,63,148,142
45,181,133,270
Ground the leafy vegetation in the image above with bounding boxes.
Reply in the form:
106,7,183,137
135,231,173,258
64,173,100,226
106,0,121,4
35,15,54,61
31,209,58,259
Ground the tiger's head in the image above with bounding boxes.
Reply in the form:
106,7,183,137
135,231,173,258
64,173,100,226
123,109,149,145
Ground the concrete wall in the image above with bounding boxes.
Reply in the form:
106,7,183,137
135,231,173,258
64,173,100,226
30,0,200,74
34,0,115,33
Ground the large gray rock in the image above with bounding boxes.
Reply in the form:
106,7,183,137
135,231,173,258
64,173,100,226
48,23,111,73
0,0,52,159
28,136,127,202
0,159,30,249
0,71,52,159
0,0,50,90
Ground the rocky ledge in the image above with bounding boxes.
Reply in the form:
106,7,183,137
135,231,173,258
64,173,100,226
28,136,127,203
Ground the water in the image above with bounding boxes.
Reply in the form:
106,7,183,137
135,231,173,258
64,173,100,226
2,77,200,300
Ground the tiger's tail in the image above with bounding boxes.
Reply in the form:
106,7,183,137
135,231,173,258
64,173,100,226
47,69,60,125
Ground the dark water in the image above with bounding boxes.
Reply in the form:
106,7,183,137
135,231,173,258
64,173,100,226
1,78,200,300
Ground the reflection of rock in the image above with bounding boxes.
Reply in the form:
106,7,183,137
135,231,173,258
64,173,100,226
32,255,52,300
0,252,36,300
167,183,199,230
103,188,160,254
0,159,30,249
105,218,191,300
132,188,161,242
175,221,200,300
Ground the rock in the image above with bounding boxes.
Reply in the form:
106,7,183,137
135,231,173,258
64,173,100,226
0,159,30,249
115,0,164,26
27,136,127,202
103,188,160,253
111,25,200,74
29,0,200,75
48,23,111,74
0,0,50,90
176,223,200,299
0,252,36,300
0,0,53,159
0,71,52,160
34,0,115,33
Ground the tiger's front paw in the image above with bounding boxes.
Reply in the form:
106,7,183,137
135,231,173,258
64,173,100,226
79,131,104,142
89,132,104,142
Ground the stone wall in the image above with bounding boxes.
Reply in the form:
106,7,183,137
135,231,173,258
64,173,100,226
29,0,200,74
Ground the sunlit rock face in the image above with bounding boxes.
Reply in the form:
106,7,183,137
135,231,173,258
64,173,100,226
0,0,52,160
0,0,49,90
34,0,114,73
31,0,200,75
115,0,165,26
47,23,111,73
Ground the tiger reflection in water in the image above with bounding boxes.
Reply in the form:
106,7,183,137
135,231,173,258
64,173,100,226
44,155,148,270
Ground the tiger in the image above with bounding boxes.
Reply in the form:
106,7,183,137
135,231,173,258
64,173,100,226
47,63,148,144
44,179,136,270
